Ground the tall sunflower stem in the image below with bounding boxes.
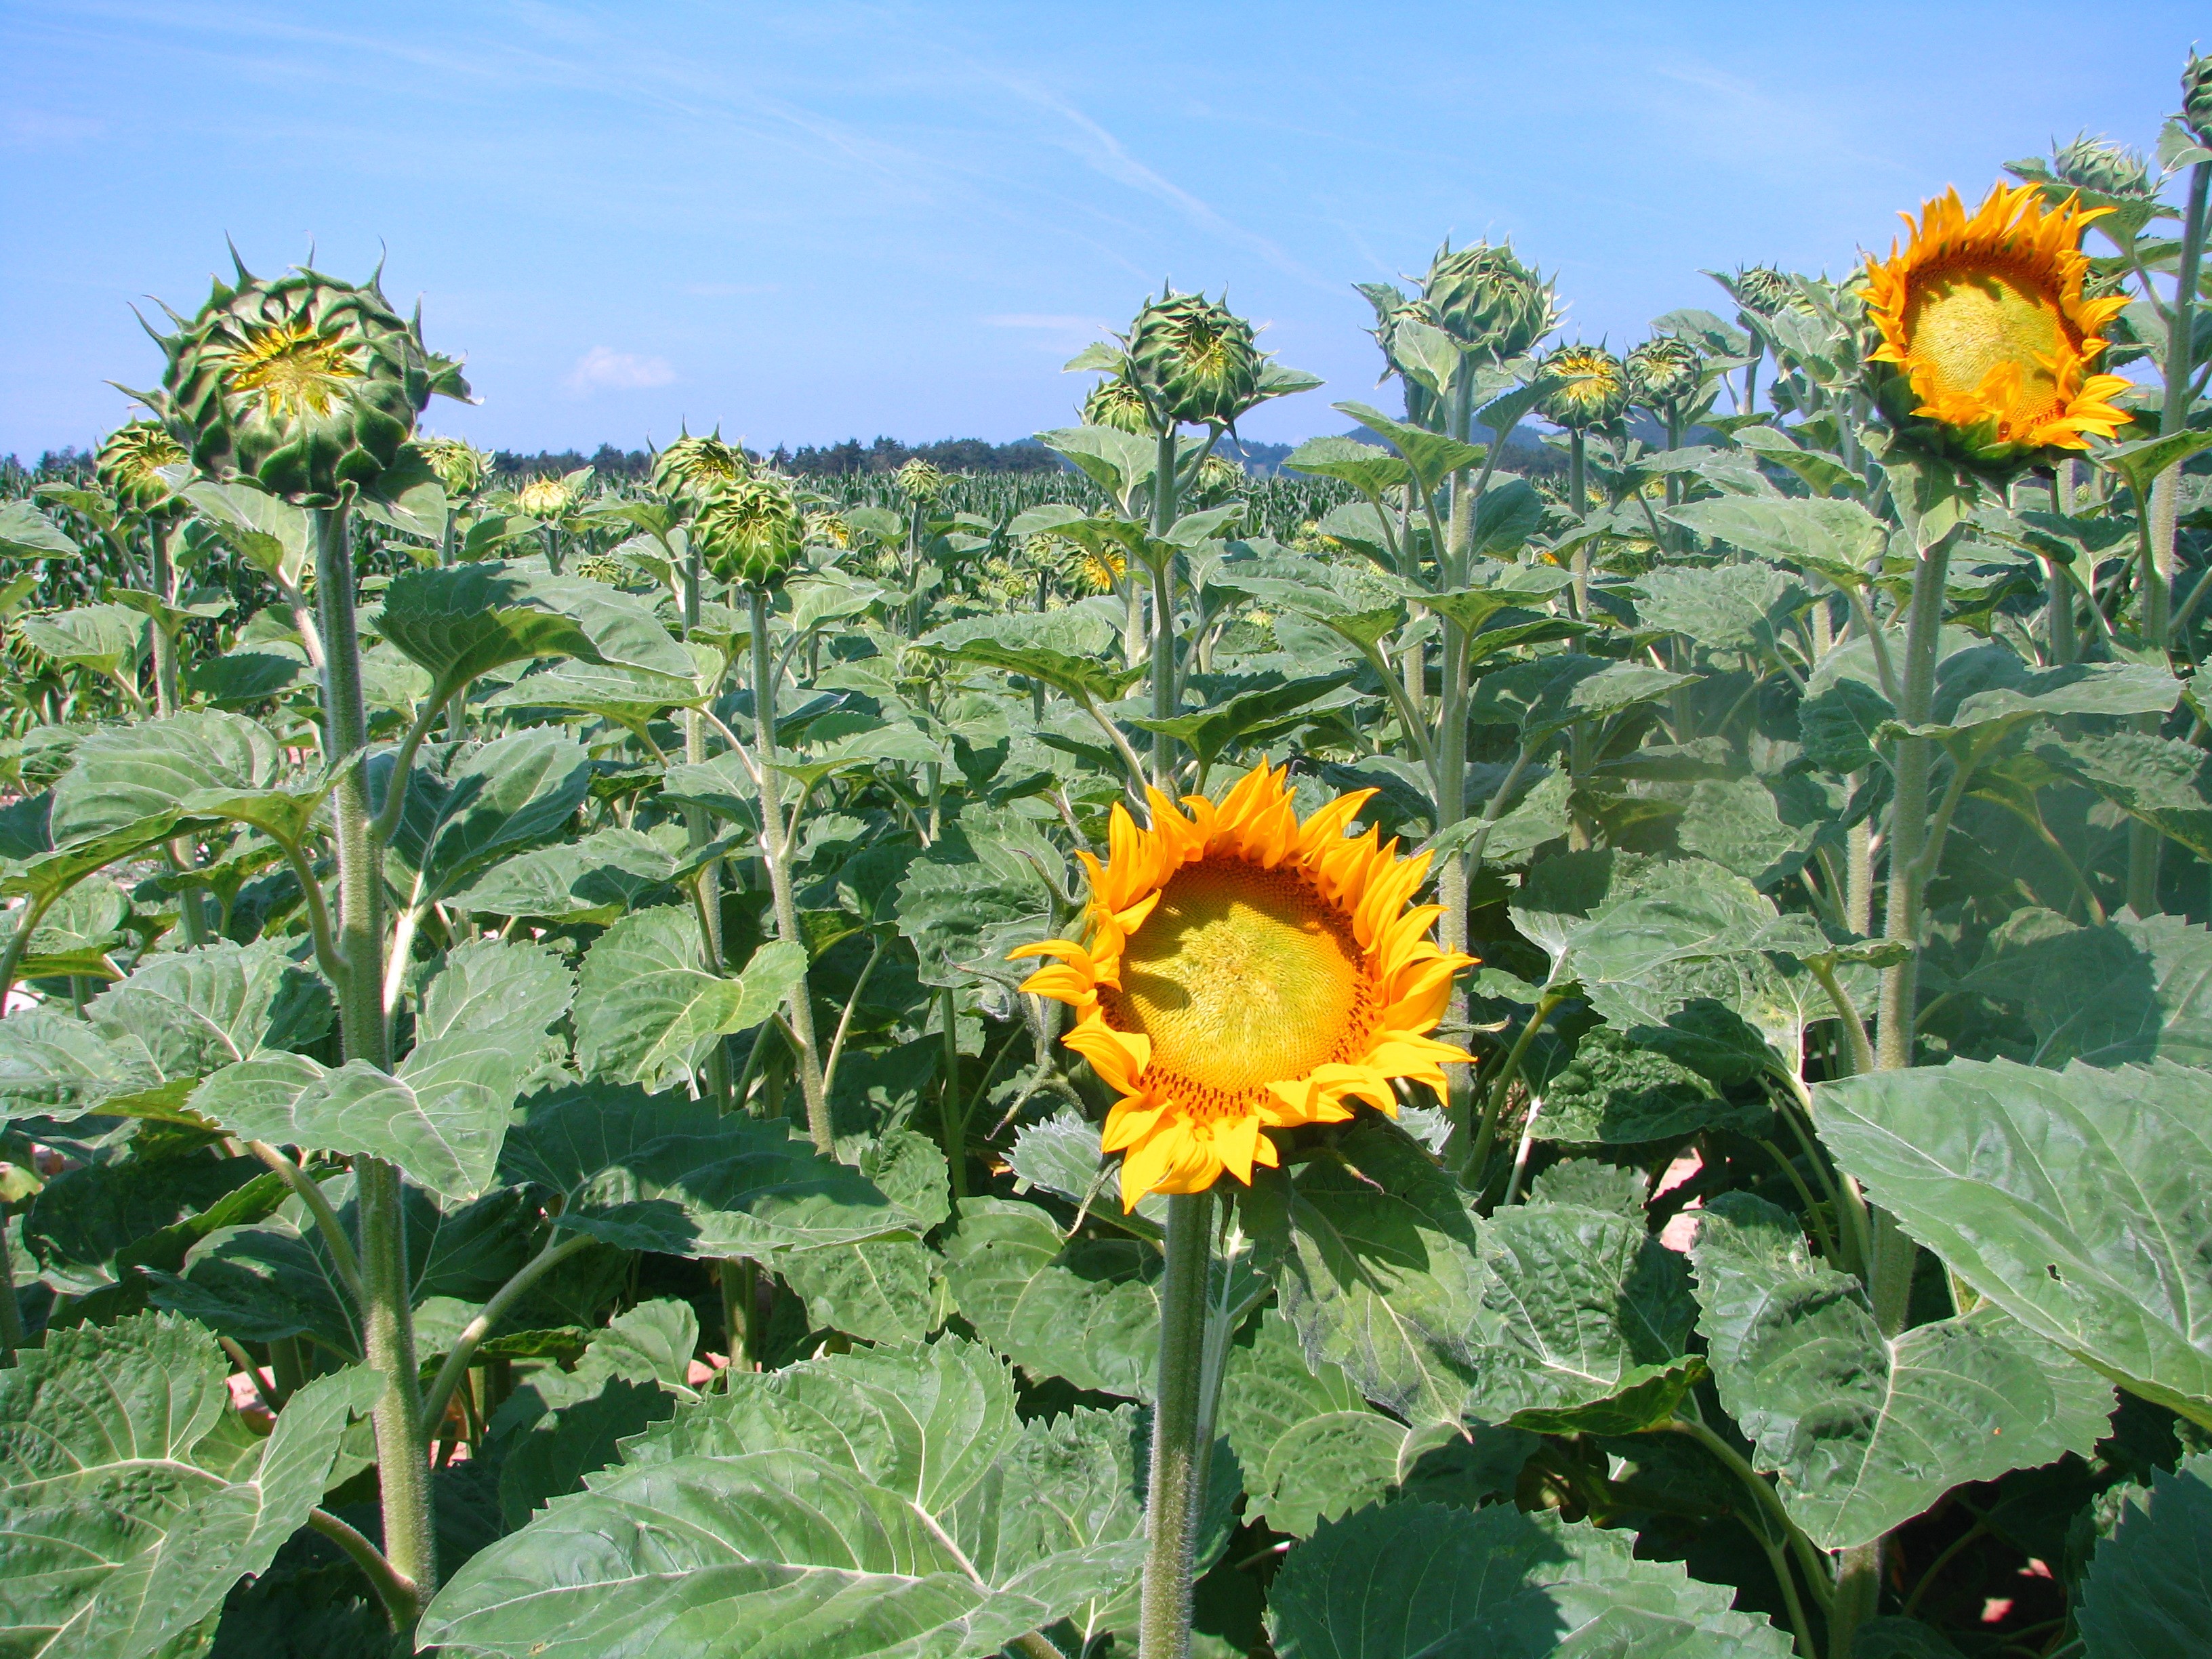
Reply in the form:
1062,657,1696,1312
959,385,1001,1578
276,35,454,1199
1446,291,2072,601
1137,1189,1215,1659
314,504,434,1616
750,586,832,1155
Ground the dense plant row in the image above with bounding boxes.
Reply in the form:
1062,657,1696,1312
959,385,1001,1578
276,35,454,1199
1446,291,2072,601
4,49,2212,1659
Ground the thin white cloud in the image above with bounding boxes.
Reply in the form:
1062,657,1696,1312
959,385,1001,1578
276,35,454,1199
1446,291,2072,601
565,346,674,395
983,313,1113,332
985,73,1334,291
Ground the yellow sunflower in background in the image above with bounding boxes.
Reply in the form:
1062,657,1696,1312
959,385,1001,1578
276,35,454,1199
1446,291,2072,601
1012,764,1473,1210
1864,182,2131,468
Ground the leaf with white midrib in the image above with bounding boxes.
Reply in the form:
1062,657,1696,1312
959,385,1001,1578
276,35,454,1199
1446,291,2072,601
574,907,806,1092
422,1336,1147,1659
1692,1191,2113,1549
1814,1057,2212,1427
0,1313,381,1659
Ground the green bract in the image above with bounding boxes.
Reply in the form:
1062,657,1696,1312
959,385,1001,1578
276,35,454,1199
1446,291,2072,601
1126,287,1263,429
692,473,802,588
1539,342,1628,428
649,431,747,499
413,434,489,497
94,420,188,518
1420,239,1557,361
150,258,462,507
1624,335,1703,412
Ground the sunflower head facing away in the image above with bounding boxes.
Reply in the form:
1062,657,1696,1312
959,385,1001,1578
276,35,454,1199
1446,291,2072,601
1863,183,2131,469
1012,764,1472,1209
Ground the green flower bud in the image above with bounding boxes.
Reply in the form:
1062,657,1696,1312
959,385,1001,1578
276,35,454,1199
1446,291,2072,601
95,420,189,517
694,474,802,590
1126,289,1263,429
2049,132,2156,201
514,476,577,520
1082,373,1155,434
1420,241,1557,361
1732,267,1803,319
2186,50,2212,146
413,435,489,497
803,508,851,548
150,255,464,507
651,432,746,500
1624,336,1703,412
1194,453,1246,500
1540,344,1629,430
895,458,947,502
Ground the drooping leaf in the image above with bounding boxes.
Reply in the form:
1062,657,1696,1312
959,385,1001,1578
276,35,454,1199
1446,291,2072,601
377,560,693,701
1814,1058,2212,1427
49,712,280,848
1694,1192,2112,1548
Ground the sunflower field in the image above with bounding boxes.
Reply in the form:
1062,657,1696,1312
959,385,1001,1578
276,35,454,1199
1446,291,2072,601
6,49,2212,1659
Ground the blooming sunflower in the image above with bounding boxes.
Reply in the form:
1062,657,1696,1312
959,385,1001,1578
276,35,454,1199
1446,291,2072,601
1012,764,1473,1210
1864,183,2131,468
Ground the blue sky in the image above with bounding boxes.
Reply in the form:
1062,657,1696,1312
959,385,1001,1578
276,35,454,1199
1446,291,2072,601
4,1,2203,458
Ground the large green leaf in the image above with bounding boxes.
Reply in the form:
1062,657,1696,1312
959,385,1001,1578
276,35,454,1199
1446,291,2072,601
940,1197,1160,1399
24,1153,266,1294
0,1312,381,1659
2076,1448,2212,1658
377,561,693,700
1217,1309,1519,1539
1814,1058,2212,1427
383,726,594,910
922,609,1145,703
1665,496,1887,586
574,907,805,1092
895,807,1061,993
1633,562,1806,657
1268,1500,1795,1658
1128,670,1358,766
1693,1192,2112,1548
2038,731,2212,860
86,939,331,1085
1518,854,1827,1060
1252,1120,1486,1426
1896,657,2179,741
1467,656,1694,744
1466,1200,1701,1435
18,606,148,679
49,712,280,847
1959,912,2212,1069
447,825,682,925
419,1336,1149,1659
0,1006,173,1121
497,1082,919,1258
192,1035,530,1202
0,499,80,560
485,657,708,723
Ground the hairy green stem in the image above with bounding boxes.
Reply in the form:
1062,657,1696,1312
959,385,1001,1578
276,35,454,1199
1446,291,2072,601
313,505,434,1607
310,1507,419,1631
1136,1189,1214,1659
749,587,832,1154
1462,989,1564,1184
243,1140,364,1303
1874,531,1954,1073
421,1230,596,1432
